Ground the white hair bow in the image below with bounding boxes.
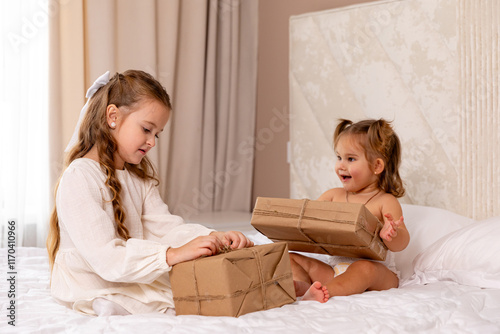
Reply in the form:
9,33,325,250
65,71,111,152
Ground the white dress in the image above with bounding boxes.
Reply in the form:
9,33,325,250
51,158,214,315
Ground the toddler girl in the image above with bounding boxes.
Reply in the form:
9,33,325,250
47,70,253,315
291,119,409,302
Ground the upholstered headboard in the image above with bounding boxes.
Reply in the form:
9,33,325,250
289,0,499,220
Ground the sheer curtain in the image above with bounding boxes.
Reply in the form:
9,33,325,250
0,1,49,247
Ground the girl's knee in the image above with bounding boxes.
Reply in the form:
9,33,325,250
289,253,309,266
349,260,398,290
289,253,306,270
290,253,333,281
349,260,378,278
289,253,299,266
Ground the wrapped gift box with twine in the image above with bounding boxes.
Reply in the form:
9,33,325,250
250,197,387,261
170,242,296,317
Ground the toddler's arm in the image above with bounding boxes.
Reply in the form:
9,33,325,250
379,196,410,252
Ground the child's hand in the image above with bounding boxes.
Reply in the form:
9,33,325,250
380,213,404,242
166,235,223,266
210,231,254,250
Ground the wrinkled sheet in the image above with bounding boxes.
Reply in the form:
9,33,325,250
2,246,500,334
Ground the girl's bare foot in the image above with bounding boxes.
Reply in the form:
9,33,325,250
301,281,329,303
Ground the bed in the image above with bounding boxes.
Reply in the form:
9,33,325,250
2,204,500,333
2,0,500,332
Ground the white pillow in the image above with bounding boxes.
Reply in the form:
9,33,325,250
395,204,473,281
406,216,500,289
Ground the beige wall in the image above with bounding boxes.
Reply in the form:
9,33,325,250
253,0,378,205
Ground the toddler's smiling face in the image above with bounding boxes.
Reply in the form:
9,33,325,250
334,135,378,194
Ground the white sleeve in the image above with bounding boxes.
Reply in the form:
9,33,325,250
141,180,215,247
57,167,170,284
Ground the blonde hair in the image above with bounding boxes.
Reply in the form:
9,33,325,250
47,70,172,269
334,118,405,198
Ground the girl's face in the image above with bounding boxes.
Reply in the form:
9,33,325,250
109,99,170,169
334,135,379,194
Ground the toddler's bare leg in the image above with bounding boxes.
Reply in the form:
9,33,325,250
325,260,398,297
290,253,334,296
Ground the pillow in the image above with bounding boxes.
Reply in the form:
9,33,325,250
395,204,473,281
405,216,500,289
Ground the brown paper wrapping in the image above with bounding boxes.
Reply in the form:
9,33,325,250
250,197,387,261
170,242,296,317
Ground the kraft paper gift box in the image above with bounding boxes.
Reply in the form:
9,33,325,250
170,242,296,317
250,197,387,261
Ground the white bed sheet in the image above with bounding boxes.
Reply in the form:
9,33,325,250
2,234,500,333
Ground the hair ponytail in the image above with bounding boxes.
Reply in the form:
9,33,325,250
333,119,352,145
367,120,405,197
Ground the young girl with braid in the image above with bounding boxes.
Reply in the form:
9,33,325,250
47,70,253,316
291,119,410,302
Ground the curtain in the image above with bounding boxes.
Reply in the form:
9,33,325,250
0,0,49,247
49,0,258,221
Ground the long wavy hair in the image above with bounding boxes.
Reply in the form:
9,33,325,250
47,70,172,269
333,118,405,198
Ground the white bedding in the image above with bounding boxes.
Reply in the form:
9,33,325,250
2,204,500,333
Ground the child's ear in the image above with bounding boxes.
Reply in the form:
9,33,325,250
373,158,385,175
106,104,118,126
